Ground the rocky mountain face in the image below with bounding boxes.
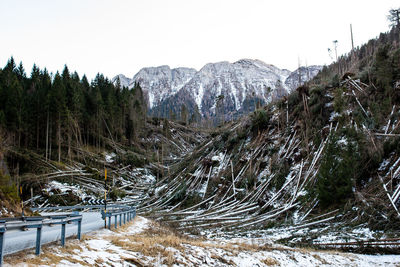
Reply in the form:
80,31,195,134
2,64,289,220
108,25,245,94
113,59,321,121
284,65,323,90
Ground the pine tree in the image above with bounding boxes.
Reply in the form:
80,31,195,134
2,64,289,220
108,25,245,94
49,72,67,161
388,8,400,28
0,57,148,155
316,133,357,207
180,104,188,125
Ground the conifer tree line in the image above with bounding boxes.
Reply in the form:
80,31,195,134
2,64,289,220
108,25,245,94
0,57,146,161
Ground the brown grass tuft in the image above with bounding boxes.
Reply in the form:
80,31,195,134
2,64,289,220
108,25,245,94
124,257,147,267
262,257,280,266
312,253,328,264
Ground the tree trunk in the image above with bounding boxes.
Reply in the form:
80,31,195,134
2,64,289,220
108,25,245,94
58,112,61,162
49,117,52,161
45,110,49,161
36,116,39,149
67,117,71,160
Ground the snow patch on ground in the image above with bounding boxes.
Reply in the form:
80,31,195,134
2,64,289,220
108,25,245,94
329,111,340,121
5,217,400,267
46,180,88,200
105,152,116,163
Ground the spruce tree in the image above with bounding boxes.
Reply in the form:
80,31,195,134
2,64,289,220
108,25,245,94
316,133,357,207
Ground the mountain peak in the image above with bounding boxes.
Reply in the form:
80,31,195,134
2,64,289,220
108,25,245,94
113,59,321,117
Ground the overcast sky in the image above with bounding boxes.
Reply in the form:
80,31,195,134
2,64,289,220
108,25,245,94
0,0,398,80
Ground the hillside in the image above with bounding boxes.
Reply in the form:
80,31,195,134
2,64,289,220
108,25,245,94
134,26,400,247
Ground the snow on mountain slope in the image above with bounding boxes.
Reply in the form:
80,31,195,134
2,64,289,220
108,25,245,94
112,74,131,88
113,59,321,117
285,65,323,91
113,66,196,109
183,59,291,116
133,66,197,109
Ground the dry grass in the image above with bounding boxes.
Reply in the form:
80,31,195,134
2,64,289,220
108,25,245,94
123,257,147,267
59,243,84,253
109,234,177,265
106,219,288,266
298,246,341,255
21,251,64,266
262,257,280,266
210,253,236,265
58,256,90,266
4,235,91,266
113,219,135,233
311,253,328,264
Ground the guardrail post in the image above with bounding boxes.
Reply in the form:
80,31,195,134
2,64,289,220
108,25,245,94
77,219,82,240
108,215,111,230
61,222,66,246
119,214,122,227
114,215,117,229
123,213,126,224
128,212,130,222
35,226,42,255
0,225,5,266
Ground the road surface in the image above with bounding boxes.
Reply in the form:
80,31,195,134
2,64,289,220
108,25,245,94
3,211,112,255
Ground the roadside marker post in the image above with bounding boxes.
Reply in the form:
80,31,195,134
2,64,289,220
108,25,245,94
61,222,66,246
20,186,24,217
0,223,5,266
77,218,82,240
25,217,44,255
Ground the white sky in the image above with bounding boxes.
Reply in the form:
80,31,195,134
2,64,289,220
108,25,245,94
0,0,398,80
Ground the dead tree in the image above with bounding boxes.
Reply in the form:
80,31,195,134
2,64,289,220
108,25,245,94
296,85,310,116
388,8,400,28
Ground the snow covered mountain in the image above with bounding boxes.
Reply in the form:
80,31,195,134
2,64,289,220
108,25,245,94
112,66,197,109
284,65,323,90
113,74,131,89
113,59,321,119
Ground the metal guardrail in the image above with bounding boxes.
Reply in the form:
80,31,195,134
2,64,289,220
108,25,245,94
0,213,82,266
0,204,136,266
313,238,400,248
101,207,136,230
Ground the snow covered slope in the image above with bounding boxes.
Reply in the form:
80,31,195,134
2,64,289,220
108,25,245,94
113,66,196,109
284,65,323,90
8,216,400,266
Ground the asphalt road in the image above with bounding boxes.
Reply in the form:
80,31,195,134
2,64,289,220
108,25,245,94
3,211,111,255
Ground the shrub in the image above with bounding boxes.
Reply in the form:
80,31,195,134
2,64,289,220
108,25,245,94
333,88,345,113
172,182,187,204
109,187,126,201
251,109,270,135
271,161,290,190
221,131,230,141
118,151,146,167
0,171,18,201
